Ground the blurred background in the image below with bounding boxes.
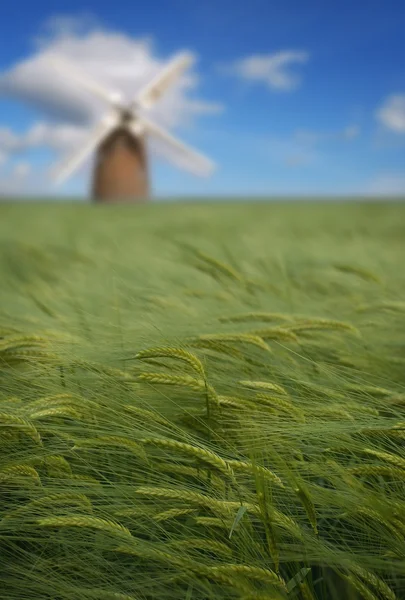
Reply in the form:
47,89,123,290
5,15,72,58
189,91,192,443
0,0,404,200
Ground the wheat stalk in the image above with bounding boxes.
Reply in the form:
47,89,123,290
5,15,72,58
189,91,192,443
349,465,405,480
287,318,359,335
349,565,397,600
342,575,381,600
195,250,244,282
186,338,244,359
3,493,92,521
140,438,234,479
116,544,262,597
249,328,299,342
341,506,402,540
294,486,318,535
256,489,280,572
363,449,405,470
0,412,42,445
135,487,303,539
157,463,203,479
2,349,60,361
136,346,205,377
137,372,205,390
219,312,293,324
153,508,195,522
38,515,133,539
135,486,229,511
42,455,73,476
75,590,138,600
194,516,230,529
226,460,284,488
168,538,233,558
0,334,50,351
345,384,394,397
73,436,147,461
218,395,257,410
299,581,316,600
255,393,305,421
239,381,288,396
197,334,270,352
25,393,99,413
29,406,85,420
122,404,174,429
69,474,101,485
207,564,286,590
0,465,41,484
157,463,226,491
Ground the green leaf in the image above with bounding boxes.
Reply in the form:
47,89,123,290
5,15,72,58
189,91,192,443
229,505,247,539
286,568,311,593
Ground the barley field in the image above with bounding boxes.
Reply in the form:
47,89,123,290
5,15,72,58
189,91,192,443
0,200,404,599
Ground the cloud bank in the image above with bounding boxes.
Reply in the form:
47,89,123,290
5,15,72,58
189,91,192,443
221,50,310,91
376,94,405,134
0,15,222,194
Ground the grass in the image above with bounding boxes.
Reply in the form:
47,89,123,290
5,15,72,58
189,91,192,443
0,200,404,599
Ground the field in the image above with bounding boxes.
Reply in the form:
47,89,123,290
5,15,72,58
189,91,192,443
1,200,405,599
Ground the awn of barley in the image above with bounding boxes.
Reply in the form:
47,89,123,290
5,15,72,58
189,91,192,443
38,515,133,539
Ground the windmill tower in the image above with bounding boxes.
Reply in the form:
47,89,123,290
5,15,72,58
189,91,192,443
48,53,215,203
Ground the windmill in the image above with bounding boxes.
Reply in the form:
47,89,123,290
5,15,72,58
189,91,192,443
48,52,216,202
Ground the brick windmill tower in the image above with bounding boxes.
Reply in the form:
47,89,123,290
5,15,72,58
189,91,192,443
49,53,215,203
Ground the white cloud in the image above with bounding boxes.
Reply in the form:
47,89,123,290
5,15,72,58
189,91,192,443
221,50,310,91
260,124,360,168
0,16,222,129
25,121,88,151
34,12,101,45
0,15,223,195
292,125,360,146
0,127,21,152
0,162,51,198
0,121,88,180
12,162,32,179
363,172,405,196
375,94,405,134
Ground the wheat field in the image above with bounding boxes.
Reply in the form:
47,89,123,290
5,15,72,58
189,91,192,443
0,200,404,599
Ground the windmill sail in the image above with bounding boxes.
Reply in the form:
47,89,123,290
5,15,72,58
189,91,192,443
135,52,195,109
51,114,119,185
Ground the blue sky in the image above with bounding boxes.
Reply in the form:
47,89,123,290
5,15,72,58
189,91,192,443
0,0,404,198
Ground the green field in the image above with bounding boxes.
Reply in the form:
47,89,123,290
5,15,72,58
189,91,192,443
1,201,405,599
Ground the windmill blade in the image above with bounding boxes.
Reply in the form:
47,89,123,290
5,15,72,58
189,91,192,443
140,116,215,176
52,115,119,185
135,52,195,110
47,53,122,106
